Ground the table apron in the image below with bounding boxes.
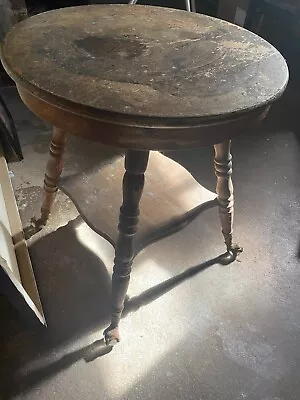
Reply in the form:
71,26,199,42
17,85,270,150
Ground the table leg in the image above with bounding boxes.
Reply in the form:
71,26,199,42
104,149,150,346
40,127,67,224
214,140,241,263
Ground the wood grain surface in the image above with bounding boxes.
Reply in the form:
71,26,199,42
1,5,288,121
60,151,217,251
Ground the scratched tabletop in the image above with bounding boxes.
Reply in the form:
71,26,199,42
1,5,288,120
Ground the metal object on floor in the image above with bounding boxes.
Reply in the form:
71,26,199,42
1,5,288,346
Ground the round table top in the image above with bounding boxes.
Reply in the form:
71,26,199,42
1,5,288,122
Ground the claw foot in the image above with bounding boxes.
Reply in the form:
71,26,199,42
24,217,45,239
219,245,243,265
37,211,49,227
103,325,120,346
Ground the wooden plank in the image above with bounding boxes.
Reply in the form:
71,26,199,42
0,182,20,280
0,149,45,325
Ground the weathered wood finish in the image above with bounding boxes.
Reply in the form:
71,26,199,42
41,127,67,224
1,5,288,121
214,140,241,263
104,150,149,345
14,87,272,150
0,5,289,345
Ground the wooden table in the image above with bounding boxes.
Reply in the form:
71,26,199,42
1,5,288,345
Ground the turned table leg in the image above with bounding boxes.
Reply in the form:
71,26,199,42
40,127,67,224
214,140,242,263
104,150,149,346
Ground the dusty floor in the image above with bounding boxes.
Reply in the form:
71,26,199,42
0,86,299,400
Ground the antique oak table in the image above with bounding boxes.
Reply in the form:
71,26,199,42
1,5,288,345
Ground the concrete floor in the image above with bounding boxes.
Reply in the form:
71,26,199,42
0,86,299,400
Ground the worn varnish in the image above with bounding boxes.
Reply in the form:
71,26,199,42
1,5,288,121
0,5,289,345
